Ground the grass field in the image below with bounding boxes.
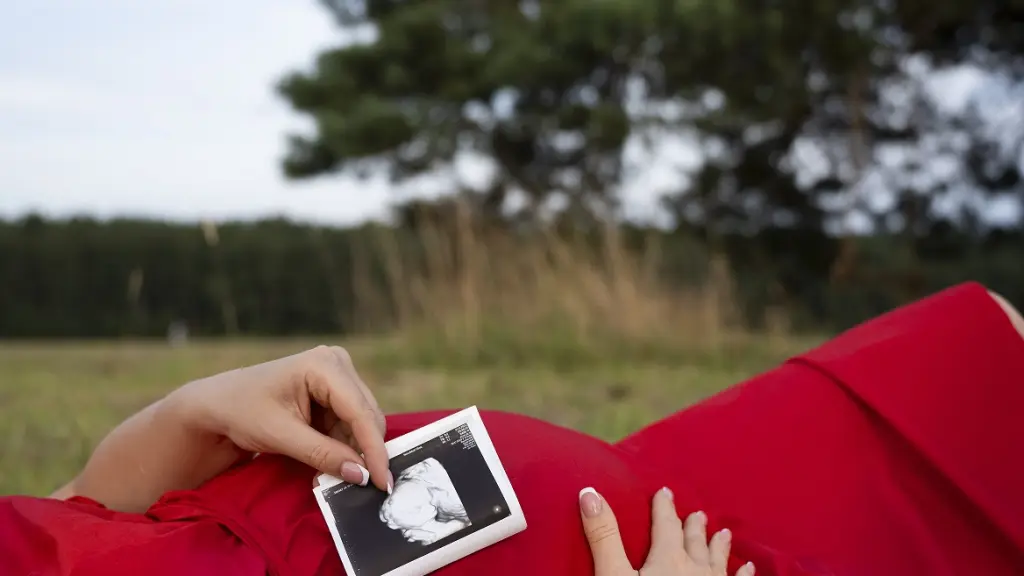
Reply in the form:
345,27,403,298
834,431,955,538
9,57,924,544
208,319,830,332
0,335,818,497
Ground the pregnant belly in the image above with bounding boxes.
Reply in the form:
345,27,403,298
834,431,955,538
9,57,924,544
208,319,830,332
147,410,808,576
378,410,685,576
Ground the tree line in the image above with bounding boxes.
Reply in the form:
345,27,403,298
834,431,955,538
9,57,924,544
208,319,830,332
2,212,1022,339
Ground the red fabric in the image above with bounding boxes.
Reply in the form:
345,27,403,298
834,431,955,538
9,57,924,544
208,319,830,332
2,282,1022,576
618,281,1024,575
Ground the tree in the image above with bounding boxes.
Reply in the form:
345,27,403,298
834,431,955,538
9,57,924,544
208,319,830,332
277,0,677,222
661,0,1024,309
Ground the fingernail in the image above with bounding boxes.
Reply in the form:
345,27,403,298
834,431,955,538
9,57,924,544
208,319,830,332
340,462,369,486
387,471,394,495
696,510,707,525
661,486,674,501
720,528,732,542
745,561,756,575
579,487,603,518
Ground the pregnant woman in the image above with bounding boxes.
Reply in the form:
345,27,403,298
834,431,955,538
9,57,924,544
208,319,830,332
1,282,1022,576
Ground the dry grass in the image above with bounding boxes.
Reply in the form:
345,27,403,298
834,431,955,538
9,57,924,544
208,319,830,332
350,201,775,366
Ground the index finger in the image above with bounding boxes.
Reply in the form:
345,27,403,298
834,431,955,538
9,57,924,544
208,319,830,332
648,487,684,561
306,346,392,493
329,347,387,438
579,488,633,575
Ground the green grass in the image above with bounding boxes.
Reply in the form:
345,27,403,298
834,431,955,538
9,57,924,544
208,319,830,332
0,336,817,497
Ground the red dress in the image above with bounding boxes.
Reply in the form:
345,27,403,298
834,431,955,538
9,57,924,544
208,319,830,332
2,282,1023,576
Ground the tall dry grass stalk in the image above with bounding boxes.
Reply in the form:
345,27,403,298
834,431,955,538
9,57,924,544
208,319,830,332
352,201,751,361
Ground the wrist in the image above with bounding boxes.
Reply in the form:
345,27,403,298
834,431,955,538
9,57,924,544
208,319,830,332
163,376,223,435
167,373,253,453
160,379,250,471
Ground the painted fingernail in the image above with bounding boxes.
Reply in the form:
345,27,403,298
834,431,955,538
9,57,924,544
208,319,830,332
340,462,369,486
661,486,674,501
579,487,603,518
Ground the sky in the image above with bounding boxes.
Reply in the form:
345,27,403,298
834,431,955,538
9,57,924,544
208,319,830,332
0,1,1005,227
1,0,398,225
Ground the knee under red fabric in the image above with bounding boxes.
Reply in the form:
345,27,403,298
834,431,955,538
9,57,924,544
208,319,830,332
1,282,1021,576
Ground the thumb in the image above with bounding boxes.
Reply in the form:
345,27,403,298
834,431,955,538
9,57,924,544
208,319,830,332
579,488,634,575
274,416,369,485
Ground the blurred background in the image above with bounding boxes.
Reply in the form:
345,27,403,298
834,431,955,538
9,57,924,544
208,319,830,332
2,0,1023,496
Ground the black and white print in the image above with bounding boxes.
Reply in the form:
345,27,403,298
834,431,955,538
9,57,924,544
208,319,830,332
317,416,518,576
379,457,472,545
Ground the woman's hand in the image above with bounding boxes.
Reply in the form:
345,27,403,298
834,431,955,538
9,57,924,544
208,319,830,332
173,345,392,492
579,487,755,576
59,345,391,512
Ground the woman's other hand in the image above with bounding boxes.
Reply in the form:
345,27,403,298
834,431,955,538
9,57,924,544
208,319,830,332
175,345,392,492
579,487,755,576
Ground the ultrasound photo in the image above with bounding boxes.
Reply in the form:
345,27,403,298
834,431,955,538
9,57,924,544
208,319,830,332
319,423,513,576
379,458,471,545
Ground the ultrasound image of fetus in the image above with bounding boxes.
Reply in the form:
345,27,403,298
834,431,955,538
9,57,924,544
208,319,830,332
378,458,472,545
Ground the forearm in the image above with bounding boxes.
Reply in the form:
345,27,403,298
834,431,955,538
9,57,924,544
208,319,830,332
53,385,244,513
